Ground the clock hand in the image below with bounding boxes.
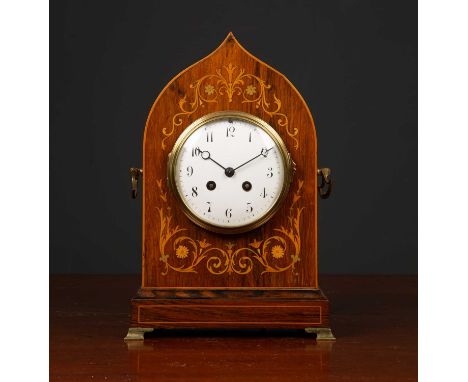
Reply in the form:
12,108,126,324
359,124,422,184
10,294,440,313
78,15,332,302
200,150,227,171
233,147,274,172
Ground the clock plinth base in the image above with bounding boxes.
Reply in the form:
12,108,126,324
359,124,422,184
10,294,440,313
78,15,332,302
126,288,333,340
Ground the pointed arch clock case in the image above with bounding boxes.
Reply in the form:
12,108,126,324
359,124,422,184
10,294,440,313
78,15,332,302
125,33,334,340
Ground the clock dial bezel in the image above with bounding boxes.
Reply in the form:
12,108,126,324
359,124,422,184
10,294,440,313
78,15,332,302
167,110,294,234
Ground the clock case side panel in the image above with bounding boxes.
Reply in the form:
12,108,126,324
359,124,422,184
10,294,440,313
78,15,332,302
139,38,228,289
232,35,320,291
140,33,319,290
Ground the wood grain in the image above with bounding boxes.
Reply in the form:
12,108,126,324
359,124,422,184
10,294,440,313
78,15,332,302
141,32,318,289
130,287,330,329
132,32,328,331
50,275,418,382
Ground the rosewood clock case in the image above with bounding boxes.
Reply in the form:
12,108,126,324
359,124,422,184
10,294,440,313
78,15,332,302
126,33,334,340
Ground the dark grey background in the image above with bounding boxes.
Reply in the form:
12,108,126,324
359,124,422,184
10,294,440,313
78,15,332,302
51,0,417,274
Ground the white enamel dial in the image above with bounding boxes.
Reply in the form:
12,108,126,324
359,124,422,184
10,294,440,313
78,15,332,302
168,112,292,233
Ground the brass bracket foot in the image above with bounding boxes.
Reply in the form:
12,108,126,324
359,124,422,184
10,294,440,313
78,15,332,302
304,327,336,341
124,327,154,341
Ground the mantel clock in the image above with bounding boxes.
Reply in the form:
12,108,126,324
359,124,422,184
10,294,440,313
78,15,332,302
126,33,334,340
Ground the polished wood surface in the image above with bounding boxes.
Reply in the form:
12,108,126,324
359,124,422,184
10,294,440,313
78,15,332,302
142,32,318,289
132,32,329,330
50,275,417,381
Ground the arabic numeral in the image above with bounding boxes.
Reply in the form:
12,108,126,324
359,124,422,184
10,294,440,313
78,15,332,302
246,202,253,213
267,167,273,177
226,126,235,137
225,208,232,218
186,166,193,176
191,186,198,197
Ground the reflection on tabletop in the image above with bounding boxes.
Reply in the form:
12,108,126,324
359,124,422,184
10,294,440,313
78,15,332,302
126,329,333,382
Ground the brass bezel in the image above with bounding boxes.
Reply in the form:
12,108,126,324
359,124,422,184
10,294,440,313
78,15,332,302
167,111,294,234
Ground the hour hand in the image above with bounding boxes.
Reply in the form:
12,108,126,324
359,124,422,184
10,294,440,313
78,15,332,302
199,150,238,178
200,150,226,171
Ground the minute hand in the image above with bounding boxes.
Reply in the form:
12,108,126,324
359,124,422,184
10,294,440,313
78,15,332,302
233,147,273,171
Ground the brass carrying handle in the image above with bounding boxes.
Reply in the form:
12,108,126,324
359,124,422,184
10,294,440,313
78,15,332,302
130,168,143,199
317,168,332,199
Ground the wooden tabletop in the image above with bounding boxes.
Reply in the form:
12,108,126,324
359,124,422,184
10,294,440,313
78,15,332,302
50,275,417,381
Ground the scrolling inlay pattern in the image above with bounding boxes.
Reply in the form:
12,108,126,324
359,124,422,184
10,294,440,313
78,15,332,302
161,63,298,150
156,179,304,276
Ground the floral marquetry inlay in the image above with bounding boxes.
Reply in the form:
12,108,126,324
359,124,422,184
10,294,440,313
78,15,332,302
161,63,299,150
155,179,305,276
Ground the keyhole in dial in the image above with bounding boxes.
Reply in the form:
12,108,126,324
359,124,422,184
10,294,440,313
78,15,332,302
242,181,252,192
206,181,216,191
